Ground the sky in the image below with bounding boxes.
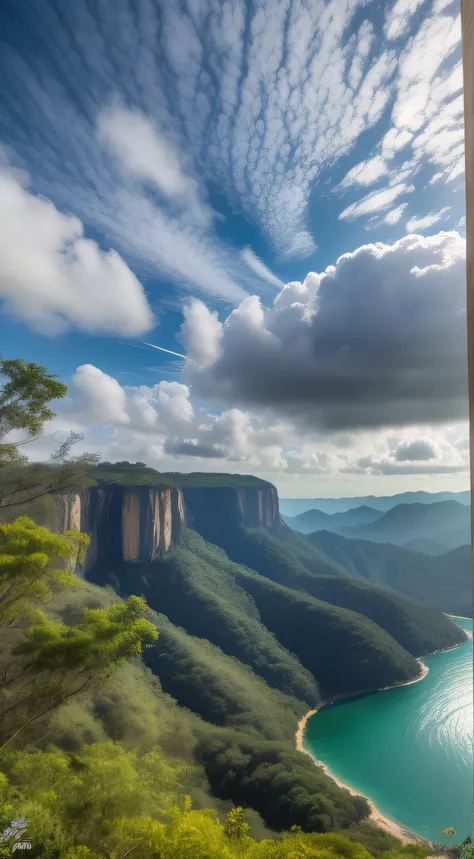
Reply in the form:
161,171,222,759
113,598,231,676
0,0,470,498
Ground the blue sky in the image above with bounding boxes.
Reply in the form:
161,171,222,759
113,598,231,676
0,0,469,496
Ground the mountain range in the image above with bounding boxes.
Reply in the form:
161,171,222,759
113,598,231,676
284,499,471,551
280,490,471,518
308,530,472,618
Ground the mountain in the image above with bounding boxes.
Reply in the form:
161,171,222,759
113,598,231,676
403,537,449,555
283,505,383,534
279,490,471,517
340,500,471,550
308,530,472,617
46,464,467,838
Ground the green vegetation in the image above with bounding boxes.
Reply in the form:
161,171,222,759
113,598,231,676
308,531,472,618
94,529,319,706
80,463,272,489
0,357,67,465
0,358,98,511
197,733,370,833
165,472,272,488
91,461,175,487
180,520,466,656
0,517,158,750
229,567,420,697
144,612,306,740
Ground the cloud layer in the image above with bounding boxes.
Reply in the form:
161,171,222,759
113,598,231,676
0,0,464,306
179,232,468,431
36,362,468,484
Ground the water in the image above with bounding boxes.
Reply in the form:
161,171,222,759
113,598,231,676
303,617,473,844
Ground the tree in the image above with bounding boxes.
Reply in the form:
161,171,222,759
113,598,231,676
0,358,98,511
0,515,89,632
0,516,158,749
224,808,250,842
0,358,67,461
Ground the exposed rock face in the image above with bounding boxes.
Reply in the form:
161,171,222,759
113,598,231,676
57,485,185,572
56,481,281,574
182,485,282,538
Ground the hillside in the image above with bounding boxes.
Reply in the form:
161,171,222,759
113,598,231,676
308,530,472,617
284,505,383,534
340,500,470,550
279,490,471,517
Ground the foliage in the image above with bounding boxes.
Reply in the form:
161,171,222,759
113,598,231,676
0,358,67,462
197,733,370,834
307,531,472,619
143,612,305,741
184,518,466,658
230,565,419,697
0,517,158,749
0,359,98,511
94,529,319,706
0,515,88,629
166,472,272,488
0,757,424,859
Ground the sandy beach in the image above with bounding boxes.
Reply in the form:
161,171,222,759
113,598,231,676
295,659,430,845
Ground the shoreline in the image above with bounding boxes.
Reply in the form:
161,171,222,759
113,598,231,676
295,658,431,846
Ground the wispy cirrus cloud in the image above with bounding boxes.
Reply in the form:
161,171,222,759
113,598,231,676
406,206,451,232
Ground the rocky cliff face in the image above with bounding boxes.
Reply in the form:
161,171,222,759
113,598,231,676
57,480,281,573
182,485,281,538
57,485,185,572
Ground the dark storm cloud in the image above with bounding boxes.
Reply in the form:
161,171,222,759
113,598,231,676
395,438,437,461
164,438,227,458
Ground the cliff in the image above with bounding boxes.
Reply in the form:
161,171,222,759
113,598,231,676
182,484,281,536
57,484,185,572
56,474,282,572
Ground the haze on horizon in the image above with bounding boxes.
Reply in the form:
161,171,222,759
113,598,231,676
0,0,469,498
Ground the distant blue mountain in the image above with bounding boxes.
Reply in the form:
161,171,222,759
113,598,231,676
279,490,470,518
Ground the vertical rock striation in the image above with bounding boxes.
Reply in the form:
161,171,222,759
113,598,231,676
56,485,185,572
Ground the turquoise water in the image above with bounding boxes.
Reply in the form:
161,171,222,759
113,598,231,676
304,617,473,844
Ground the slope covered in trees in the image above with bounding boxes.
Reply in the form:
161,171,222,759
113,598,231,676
308,530,472,617
178,518,466,656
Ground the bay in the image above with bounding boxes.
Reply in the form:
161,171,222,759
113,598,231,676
303,616,473,844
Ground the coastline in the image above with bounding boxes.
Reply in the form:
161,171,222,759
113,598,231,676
295,659,431,845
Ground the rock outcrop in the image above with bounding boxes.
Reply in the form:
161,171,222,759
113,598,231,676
57,485,185,572
56,479,281,574
182,485,282,536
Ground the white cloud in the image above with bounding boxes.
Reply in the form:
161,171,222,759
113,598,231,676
0,0,401,264
44,362,469,487
98,104,210,226
385,0,424,41
0,170,154,336
385,203,409,225
241,246,284,289
337,155,388,190
406,207,451,232
178,298,223,369
180,232,468,432
355,431,468,475
340,183,413,221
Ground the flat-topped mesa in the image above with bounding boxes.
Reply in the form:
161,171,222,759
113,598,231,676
57,485,185,572
181,484,282,537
